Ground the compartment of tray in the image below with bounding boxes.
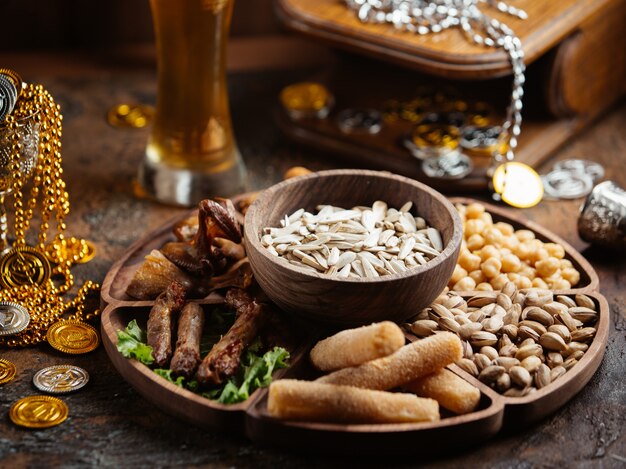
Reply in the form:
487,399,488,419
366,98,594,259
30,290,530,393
498,291,609,427
449,198,598,292
245,336,504,454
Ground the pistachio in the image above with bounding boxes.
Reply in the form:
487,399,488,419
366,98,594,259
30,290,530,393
556,311,579,332
571,327,596,343
495,372,512,392
543,301,569,316
515,344,543,360
499,344,518,358
534,364,551,389
519,320,548,336
568,307,598,324
409,319,439,337
462,340,474,359
563,356,578,371
550,366,567,381
495,357,520,370
459,322,483,340
547,324,571,343
478,365,505,384
480,346,499,361
438,316,461,334
556,295,577,308
501,324,518,340
519,338,537,348
525,308,554,327
562,341,588,357
539,332,568,351
517,325,541,342
498,334,513,349
456,358,479,377
574,294,596,309
509,366,532,388
546,352,564,369
429,304,455,321
470,331,498,347
501,281,517,299
568,350,585,361
520,355,542,373
482,316,504,334
504,387,531,397
468,311,486,323
467,294,497,308
473,353,492,372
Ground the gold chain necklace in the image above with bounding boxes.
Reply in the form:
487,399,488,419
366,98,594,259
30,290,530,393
0,80,100,347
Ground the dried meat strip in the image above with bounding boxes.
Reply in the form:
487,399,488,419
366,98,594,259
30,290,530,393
147,282,186,367
196,289,267,385
170,302,205,378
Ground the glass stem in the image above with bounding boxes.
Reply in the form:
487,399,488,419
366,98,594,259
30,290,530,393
0,191,8,253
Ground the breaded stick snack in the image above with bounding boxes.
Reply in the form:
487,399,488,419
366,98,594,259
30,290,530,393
403,369,481,415
310,321,405,372
268,379,439,424
316,332,463,390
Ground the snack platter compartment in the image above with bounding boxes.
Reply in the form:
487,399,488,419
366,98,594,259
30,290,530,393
100,195,609,453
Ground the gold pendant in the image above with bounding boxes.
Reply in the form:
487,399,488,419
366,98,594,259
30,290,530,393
492,162,544,208
0,246,51,289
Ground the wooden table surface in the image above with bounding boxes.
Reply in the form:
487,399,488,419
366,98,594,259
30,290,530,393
0,58,624,468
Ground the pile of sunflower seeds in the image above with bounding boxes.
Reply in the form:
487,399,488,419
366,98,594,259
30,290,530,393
261,201,443,278
407,282,598,396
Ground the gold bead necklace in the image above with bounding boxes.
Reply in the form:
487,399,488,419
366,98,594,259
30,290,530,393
0,80,100,347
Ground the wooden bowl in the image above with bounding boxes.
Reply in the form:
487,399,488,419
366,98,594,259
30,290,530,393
244,169,463,326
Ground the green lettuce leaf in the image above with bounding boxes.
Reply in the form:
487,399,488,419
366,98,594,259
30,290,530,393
116,319,154,365
215,346,290,404
153,368,185,387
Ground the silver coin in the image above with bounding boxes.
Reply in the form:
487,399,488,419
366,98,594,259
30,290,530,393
460,125,503,150
542,169,594,199
33,365,90,394
337,108,383,134
422,152,473,180
0,301,30,336
0,75,17,123
420,111,466,127
554,159,605,183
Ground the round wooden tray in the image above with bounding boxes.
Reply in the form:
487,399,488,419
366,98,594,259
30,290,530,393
100,196,609,453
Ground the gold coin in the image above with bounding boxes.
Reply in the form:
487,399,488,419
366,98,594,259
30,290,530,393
0,246,51,289
47,321,99,354
280,82,333,118
107,104,154,129
0,358,17,384
9,395,68,428
493,162,544,208
411,123,460,150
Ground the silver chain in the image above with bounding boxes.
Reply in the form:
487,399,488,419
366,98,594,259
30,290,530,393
345,0,527,164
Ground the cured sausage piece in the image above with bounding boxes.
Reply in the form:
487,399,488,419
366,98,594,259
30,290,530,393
147,282,186,367
171,303,205,378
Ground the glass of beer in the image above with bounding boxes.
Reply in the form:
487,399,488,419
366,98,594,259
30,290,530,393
139,0,246,206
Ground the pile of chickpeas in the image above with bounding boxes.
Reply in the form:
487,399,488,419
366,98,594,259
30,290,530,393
449,202,581,292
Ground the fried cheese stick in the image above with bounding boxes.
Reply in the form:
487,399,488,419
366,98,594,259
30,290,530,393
268,379,439,424
403,368,481,415
316,332,463,390
310,321,405,372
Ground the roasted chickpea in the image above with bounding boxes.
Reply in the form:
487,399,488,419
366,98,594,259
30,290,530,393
514,276,532,289
469,269,486,284
490,273,510,290
501,253,522,273
452,277,477,291
476,282,494,291
562,267,580,286
514,241,534,261
450,264,468,285
459,251,482,271
532,277,549,289
549,278,571,290
544,242,565,259
465,219,486,237
481,257,502,279
466,202,485,219
479,245,501,261
466,233,485,251
515,229,535,242
477,212,493,226
535,257,560,277
494,221,515,236
531,247,550,263
501,235,520,250
483,227,504,247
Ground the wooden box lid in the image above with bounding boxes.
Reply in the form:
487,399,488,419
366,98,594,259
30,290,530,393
276,0,613,78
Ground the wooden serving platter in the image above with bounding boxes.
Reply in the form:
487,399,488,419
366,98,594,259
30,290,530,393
100,196,609,454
